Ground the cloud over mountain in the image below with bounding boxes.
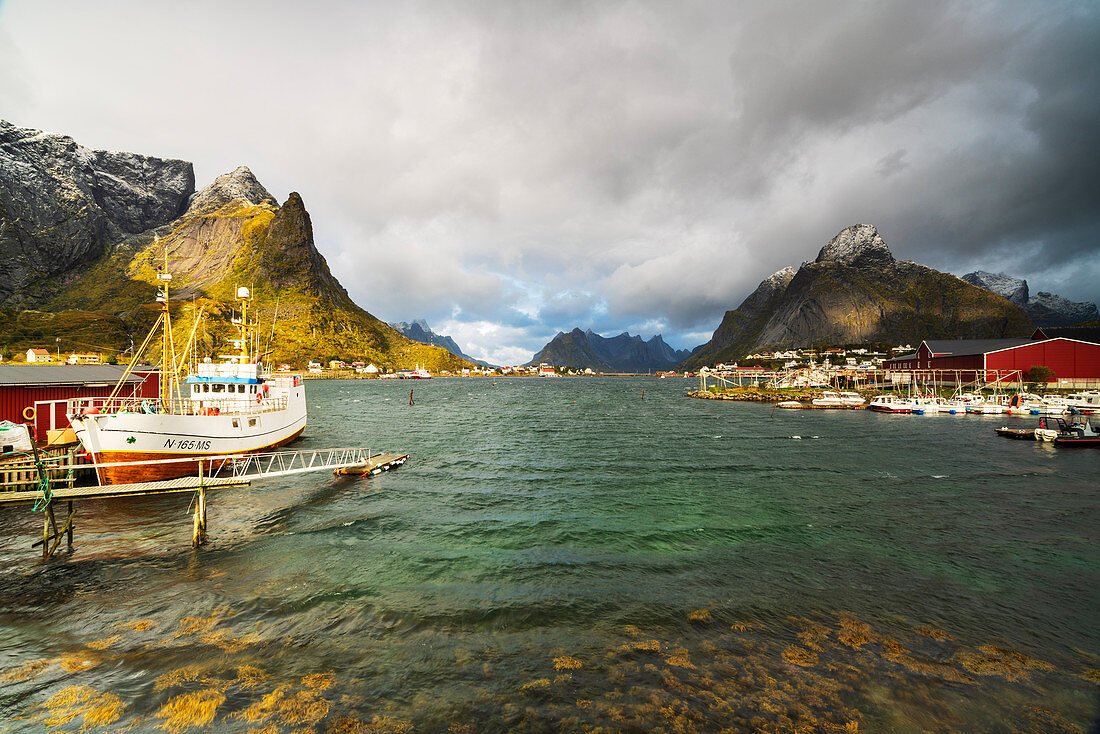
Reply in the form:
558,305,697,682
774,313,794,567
1,0,1096,361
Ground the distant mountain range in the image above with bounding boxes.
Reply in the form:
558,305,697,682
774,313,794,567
0,119,473,372
683,224,1034,368
389,319,495,367
960,271,1098,327
528,328,692,373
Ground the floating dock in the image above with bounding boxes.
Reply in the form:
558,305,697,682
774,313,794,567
0,447,409,558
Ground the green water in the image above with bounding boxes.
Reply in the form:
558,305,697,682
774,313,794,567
0,377,1096,732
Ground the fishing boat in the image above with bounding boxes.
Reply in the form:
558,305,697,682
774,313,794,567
868,394,914,413
68,272,306,485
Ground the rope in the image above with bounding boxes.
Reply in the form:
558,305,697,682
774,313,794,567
5,449,55,511
32,460,52,512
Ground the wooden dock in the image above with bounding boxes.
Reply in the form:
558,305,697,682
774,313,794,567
1,448,409,558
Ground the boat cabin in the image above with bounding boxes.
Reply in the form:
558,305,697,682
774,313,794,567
186,360,266,412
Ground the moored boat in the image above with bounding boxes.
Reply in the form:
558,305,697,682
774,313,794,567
1050,416,1100,447
1064,390,1100,414
68,275,306,485
1005,393,1042,416
811,391,844,407
868,394,914,413
839,391,866,407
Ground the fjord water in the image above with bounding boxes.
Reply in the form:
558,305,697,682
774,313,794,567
1,377,1096,731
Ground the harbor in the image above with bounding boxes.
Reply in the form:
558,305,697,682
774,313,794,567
0,377,1094,732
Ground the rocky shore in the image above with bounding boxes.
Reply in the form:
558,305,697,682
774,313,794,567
688,388,871,406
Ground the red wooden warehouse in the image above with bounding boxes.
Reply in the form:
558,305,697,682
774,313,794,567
0,365,158,443
884,336,1100,387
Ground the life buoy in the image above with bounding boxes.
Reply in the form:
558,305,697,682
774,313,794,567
22,406,35,421
256,392,263,404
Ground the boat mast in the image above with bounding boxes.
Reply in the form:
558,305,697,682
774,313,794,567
155,246,185,410
235,286,253,364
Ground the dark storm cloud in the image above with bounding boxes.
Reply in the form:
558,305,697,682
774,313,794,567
1,0,1097,361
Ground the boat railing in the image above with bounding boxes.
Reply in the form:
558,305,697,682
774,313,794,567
66,395,290,417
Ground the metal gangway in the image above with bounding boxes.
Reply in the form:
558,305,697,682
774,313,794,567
207,446,388,481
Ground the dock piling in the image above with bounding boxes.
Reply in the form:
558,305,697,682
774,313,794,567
192,461,207,547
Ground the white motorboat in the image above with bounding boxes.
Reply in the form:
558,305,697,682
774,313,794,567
869,394,914,413
1064,391,1100,414
839,391,866,407
811,391,844,407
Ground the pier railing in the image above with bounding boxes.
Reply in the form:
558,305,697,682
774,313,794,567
216,447,374,480
78,447,376,482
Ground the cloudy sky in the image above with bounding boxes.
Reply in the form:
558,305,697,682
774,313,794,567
2,0,1098,364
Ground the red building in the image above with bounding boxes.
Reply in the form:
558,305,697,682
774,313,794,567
0,365,158,443
884,336,1100,386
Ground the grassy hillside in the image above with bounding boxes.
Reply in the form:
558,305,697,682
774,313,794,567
31,192,473,372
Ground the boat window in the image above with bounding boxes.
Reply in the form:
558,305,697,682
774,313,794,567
232,419,239,428
212,384,224,393
203,384,210,393
248,418,257,427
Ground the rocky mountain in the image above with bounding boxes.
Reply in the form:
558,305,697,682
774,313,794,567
683,224,1034,368
0,120,473,371
961,271,1099,326
390,319,494,367
0,119,194,308
529,328,692,373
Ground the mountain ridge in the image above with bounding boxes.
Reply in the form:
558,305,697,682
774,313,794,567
961,270,1099,326
528,328,691,372
0,120,474,372
390,319,495,367
683,224,1034,367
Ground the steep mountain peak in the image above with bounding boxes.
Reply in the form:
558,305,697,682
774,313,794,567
683,225,1033,368
961,271,1029,306
962,270,1097,325
815,224,894,267
765,266,797,286
187,165,274,214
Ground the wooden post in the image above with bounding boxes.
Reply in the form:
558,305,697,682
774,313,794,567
193,460,207,547
42,505,50,560
67,501,74,547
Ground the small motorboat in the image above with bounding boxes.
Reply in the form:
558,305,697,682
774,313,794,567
869,394,914,413
1050,416,1100,447
839,391,866,407
811,391,844,407
1035,416,1060,441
